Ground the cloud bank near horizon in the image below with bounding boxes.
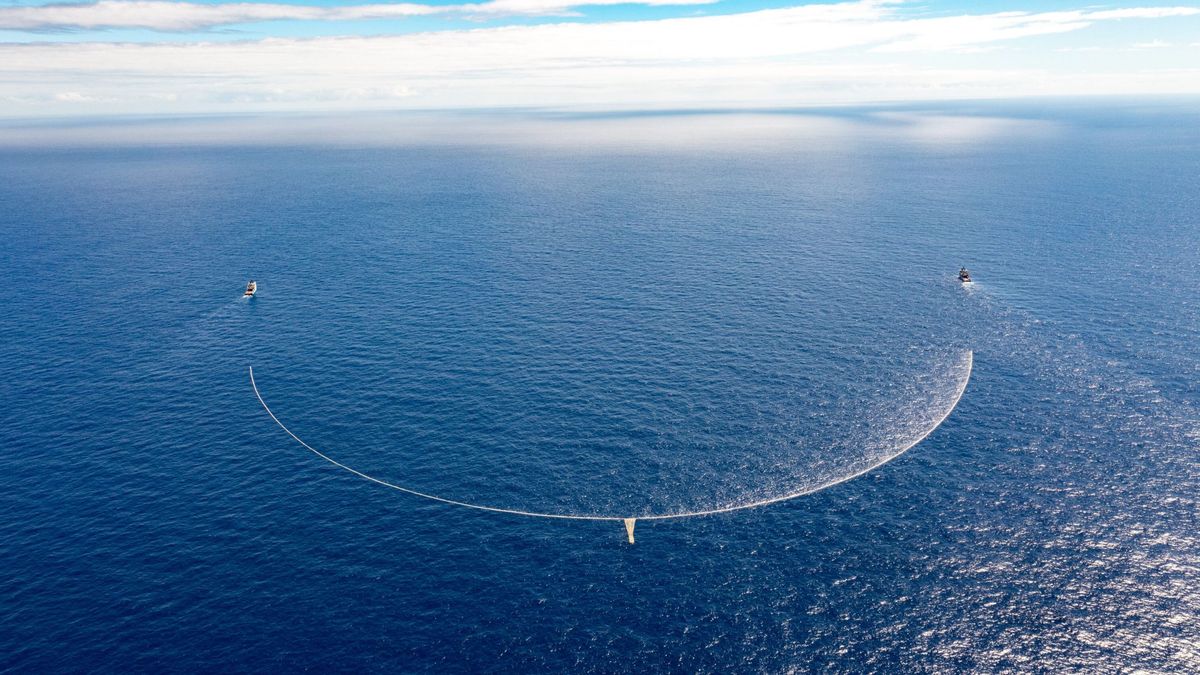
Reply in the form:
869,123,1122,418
0,0,723,31
1,1,1199,116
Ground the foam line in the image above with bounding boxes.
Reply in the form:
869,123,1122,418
249,350,971,522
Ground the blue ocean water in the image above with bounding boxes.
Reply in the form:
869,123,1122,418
2,102,1199,671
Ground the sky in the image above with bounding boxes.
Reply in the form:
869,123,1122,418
0,0,1198,116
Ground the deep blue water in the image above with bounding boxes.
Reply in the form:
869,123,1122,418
2,103,1199,672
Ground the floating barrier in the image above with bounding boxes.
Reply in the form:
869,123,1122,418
250,350,971,542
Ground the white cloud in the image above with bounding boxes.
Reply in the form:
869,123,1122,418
464,0,721,17
0,0,719,31
0,1,1198,115
1088,7,1200,19
869,7,1200,53
0,110,1063,149
3,0,1194,34
54,91,98,102
0,1,425,31
1130,39,1174,48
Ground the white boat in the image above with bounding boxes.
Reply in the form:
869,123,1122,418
244,280,257,297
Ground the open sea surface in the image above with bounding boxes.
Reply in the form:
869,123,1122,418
2,102,1199,671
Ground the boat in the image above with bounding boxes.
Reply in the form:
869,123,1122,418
958,267,972,283
244,280,257,297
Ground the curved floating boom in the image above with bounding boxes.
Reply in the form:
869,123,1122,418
249,350,972,542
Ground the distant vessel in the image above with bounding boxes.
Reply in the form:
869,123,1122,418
958,267,972,283
244,280,257,297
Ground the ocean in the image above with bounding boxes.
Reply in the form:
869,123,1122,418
2,101,1198,671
